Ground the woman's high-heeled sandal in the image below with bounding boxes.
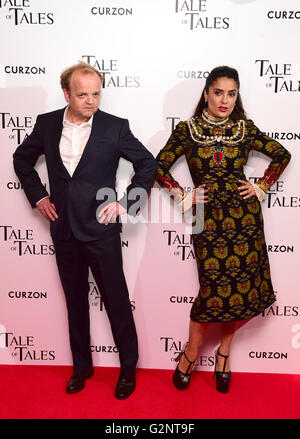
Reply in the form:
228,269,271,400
172,345,196,390
214,349,231,394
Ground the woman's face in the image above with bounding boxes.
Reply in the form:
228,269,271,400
204,77,238,119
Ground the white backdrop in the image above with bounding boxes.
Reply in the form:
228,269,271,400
0,0,299,374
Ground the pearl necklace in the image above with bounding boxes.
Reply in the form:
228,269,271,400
187,115,245,145
202,109,229,125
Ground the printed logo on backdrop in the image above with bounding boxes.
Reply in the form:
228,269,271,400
163,230,195,261
255,60,300,93
177,69,210,80
1,111,33,145
248,178,299,209
262,130,300,143
167,117,181,133
267,245,294,253
249,351,288,360
0,0,54,26
169,295,195,304
267,10,300,20
175,0,229,30
6,181,47,191
0,225,55,256
89,279,135,311
1,112,48,189
160,337,214,368
262,303,299,318
3,65,45,75
82,55,140,89
90,345,118,354
8,290,47,300
90,3,133,16
0,331,55,361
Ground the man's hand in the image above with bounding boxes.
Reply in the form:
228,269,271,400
36,197,58,222
98,202,127,225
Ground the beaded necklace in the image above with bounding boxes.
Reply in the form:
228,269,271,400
187,111,246,166
187,115,245,146
202,109,229,125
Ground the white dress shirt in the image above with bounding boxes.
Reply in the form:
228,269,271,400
36,107,93,205
59,107,93,176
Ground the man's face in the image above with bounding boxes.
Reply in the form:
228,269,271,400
63,71,101,124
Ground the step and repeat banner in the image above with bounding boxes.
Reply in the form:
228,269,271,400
0,0,299,374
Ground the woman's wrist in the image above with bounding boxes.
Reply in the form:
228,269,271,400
250,182,265,202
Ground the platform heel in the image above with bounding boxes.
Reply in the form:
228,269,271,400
214,349,231,393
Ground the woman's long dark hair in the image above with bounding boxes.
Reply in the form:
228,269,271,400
194,66,247,121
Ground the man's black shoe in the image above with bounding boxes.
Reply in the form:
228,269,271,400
66,367,94,394
115,371,136,400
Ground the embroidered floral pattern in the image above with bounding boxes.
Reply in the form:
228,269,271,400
156,118,291,322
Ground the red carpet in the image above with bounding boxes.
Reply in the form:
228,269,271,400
0,365,299,419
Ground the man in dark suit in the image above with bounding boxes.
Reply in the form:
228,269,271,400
13,61,156,399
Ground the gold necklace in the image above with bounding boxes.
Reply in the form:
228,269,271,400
187,116,245,146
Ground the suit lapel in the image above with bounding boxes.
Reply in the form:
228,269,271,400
50,107,71,178
72,109,105,177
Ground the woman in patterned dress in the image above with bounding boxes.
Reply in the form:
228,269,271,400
155,66,291,393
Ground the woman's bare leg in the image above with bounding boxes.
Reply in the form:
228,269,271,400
215,321,237,372
177,319,209,372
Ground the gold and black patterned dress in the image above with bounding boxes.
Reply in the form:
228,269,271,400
156,117,291,322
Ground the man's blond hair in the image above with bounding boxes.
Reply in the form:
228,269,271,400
60,61,103,93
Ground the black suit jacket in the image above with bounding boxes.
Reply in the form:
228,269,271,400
13,108,157,241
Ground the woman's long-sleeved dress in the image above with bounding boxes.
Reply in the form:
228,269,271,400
156,117,291,322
